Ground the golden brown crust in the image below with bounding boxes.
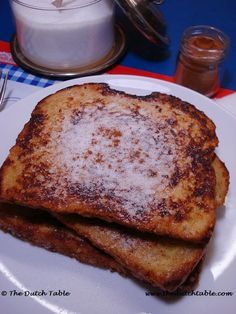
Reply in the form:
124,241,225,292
54,155,228,291
55,214,205,292
211,155,229,208
0,202,201,292
0,202,127,274
0,83,220,242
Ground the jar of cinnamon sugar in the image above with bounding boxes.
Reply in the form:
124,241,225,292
175,25,230,97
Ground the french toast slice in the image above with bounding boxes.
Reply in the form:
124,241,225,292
0,83,219,242
56,155,229,292
57,215,205,292
0,202,202,292
0,202,126,274
212,156,229,208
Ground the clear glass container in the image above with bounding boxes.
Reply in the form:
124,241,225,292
175,25,230,97
10,0,115,70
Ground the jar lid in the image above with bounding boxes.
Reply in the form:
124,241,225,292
115,0,170,45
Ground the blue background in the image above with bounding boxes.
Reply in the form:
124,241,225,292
0,0,235,90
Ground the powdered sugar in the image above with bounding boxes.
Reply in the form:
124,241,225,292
51,102,177,217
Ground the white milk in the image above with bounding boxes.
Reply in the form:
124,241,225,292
11,0,114,69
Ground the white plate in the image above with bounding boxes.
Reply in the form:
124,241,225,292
0,75,235,314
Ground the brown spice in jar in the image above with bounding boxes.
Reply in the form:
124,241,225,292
175,27,229,97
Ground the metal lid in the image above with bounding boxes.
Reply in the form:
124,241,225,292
115,0,170,45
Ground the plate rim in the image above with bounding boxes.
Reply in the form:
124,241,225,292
0,74,235,314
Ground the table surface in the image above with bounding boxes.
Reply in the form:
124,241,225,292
0,0,235,90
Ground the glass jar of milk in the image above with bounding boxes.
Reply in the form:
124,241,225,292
10,0,114,70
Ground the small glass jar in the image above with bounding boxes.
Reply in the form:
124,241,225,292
10,0,114,70
175,25,229,97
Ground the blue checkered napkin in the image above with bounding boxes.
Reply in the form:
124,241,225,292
0,63,56,87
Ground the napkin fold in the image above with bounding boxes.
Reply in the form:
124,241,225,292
1,80,41,111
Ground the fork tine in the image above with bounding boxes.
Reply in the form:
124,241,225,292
0,71,9,111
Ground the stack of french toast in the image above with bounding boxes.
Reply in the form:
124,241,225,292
0,83,229,292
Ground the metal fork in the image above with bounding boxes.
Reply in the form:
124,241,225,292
0,70,9,112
